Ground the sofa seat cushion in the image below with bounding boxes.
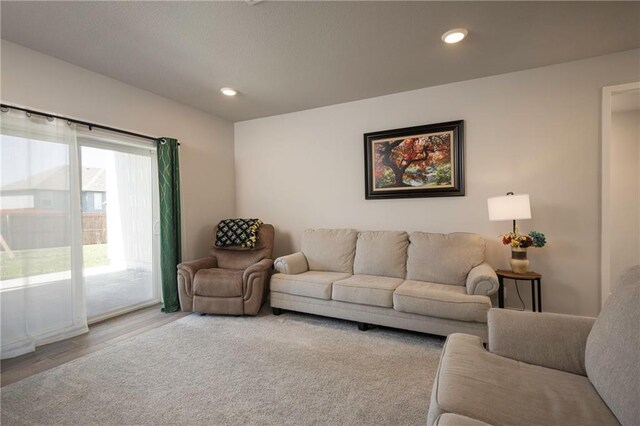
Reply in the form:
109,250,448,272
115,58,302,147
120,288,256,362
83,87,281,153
194,268,243,297
430,334,618,426
270,271,351,300
332,274,404,308
393,280,490,323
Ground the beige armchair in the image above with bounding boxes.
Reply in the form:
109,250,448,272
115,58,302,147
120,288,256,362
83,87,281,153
177,224,274,315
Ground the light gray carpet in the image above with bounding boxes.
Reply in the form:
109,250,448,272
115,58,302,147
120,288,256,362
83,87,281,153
1,308,444,425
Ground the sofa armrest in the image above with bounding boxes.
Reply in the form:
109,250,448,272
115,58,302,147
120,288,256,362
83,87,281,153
488,308,596,375
177,256,218,282
466,263,498,296
273,252,309,275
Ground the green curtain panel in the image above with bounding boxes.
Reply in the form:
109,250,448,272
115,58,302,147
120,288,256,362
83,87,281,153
157,138,182,312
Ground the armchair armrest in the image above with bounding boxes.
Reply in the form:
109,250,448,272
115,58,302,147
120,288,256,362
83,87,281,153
243,258,274,283
274,252,308,275
466,262,498,296
176,257,218,307
177,256,218,281
242,258,274,314
488,308,596,375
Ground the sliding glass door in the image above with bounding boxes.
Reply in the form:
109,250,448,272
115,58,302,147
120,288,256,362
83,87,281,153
79,137,160,322
1,110,160,358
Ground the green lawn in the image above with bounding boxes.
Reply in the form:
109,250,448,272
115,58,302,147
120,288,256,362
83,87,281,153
0,244,109,281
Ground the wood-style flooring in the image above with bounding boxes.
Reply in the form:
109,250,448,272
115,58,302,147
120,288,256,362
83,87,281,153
1,304,189,387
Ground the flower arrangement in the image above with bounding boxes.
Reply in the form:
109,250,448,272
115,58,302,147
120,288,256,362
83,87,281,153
501,226,546,249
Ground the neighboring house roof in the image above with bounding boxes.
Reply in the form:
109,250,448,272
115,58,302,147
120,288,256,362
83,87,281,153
81,167,106,192
1,166,106,192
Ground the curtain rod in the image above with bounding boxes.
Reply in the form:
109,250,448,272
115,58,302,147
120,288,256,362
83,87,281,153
0,103,179,145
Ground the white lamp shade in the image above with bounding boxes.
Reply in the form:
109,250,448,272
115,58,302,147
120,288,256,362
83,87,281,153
488,194,531,221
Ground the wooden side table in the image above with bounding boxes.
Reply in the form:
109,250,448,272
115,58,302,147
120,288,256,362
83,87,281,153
495,269,543,312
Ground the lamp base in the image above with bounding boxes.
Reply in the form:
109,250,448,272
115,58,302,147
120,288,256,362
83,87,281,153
510,248,529,274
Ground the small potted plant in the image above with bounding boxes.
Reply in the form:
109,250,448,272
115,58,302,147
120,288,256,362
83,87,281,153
501,226,546,273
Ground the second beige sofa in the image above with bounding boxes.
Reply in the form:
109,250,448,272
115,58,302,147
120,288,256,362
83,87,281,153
427,265,639,426
270,229,498,340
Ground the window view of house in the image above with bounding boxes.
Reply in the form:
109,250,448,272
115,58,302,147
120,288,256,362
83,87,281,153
1,164,110,282
0,135,78,284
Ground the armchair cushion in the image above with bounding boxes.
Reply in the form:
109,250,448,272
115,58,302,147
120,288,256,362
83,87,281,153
194,268,243,298
274,252,309,275
465,263,498,296
488,309,595,376
407,233,485,286
429,333,617,426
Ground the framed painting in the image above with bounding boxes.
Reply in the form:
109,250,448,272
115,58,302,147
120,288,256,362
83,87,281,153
364,120,464,199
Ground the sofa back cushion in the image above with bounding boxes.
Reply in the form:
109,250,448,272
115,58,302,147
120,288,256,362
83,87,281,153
585,265,640,426
354,231,408,278
301,229,357,274
406,232,485,285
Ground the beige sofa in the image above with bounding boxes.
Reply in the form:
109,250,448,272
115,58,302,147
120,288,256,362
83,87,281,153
270,229,499,340
427,265,640,426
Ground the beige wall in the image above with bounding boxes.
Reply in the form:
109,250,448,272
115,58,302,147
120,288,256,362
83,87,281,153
235,49,640,317
610,109,640,287
1,40,234,260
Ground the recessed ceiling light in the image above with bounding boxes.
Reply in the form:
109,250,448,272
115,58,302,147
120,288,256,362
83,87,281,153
220,87,238,96
441,28,468,44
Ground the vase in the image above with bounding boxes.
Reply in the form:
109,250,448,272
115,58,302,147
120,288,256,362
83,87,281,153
510,247,529,274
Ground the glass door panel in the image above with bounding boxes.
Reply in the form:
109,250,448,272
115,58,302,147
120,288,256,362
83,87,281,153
1,119,87,358
80,145,157,320
1,135,73,286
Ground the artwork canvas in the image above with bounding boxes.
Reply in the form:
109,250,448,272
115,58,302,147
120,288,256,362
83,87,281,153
364,120,464,199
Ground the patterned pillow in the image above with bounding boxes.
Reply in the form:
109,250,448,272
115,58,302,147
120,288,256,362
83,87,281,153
215,218,263,249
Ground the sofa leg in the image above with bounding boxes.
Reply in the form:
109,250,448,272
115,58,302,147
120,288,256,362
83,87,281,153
272,307,283,316
357,322,369,331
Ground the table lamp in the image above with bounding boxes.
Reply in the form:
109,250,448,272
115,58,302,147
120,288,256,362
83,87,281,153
487,192,531,232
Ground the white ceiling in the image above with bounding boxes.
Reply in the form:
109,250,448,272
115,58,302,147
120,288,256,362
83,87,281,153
1,1,639,122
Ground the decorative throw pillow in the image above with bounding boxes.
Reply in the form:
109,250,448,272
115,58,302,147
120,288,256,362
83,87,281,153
215,218,263,249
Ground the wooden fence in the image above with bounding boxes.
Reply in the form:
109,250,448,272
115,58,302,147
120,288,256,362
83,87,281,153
82,212,107,245
0,210,107,251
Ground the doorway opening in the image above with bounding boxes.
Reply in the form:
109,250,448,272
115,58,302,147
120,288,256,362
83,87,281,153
601,82,640,306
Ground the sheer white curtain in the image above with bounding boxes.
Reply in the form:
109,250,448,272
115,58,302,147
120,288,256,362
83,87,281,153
0,110,88,359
